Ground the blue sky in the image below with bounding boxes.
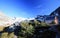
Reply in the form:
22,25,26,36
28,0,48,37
0,0,60,18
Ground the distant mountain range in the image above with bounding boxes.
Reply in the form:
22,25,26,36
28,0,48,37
0,12,13,26
0,12,35,26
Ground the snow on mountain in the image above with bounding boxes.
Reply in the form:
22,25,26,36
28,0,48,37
12,17,35,23
12,17,27,23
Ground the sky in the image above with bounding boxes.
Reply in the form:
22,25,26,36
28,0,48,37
0,0,60,18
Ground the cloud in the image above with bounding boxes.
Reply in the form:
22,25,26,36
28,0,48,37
34,5,42,9
39,9,50,15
